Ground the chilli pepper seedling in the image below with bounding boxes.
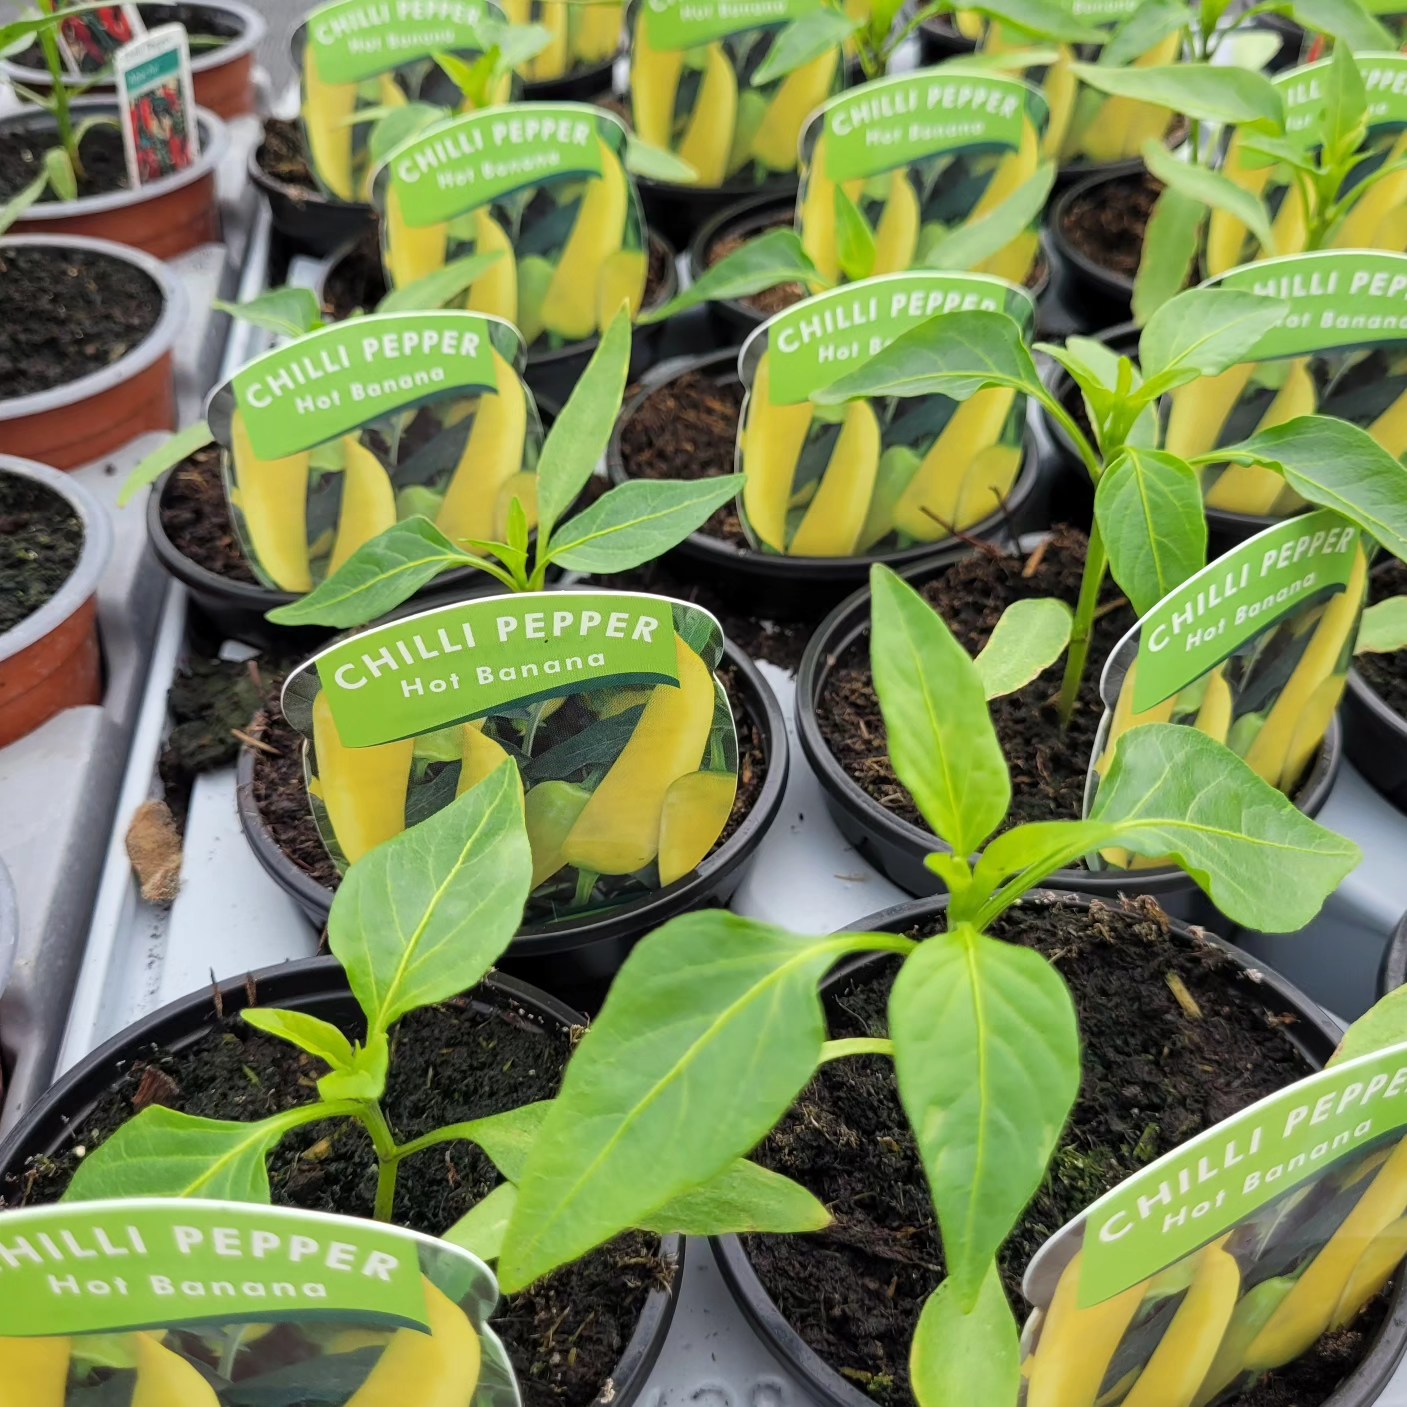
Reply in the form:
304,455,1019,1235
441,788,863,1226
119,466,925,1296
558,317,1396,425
493,563,1361,1406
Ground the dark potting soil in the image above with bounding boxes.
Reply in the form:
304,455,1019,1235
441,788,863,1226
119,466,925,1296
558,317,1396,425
1356,558,1407,720
1059,171,1163,281
247,662,772,895
0,244,163,399
0,122,129,201
258,116,318,192
158,444,260,584
816,529,1130,833
8,994,666,1407
0,472,84,635
745,897,1382,1407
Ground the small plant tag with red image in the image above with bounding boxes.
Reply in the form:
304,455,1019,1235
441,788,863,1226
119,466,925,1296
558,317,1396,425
113,23,200,188
55,2,145,76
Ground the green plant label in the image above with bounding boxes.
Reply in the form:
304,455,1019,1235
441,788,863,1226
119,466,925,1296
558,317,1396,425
626,0,844,190
1274,51,1407,148
300,0,490,82
281,592,740,926
206,312,544,597
374,105,650,350
0,1198,520,1407
733,270,1033,557
1086,510,1368,815
1072,0,1142,20
1019,1042,1407,1407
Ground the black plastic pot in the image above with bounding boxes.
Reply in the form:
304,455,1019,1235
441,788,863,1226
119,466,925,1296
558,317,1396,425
795,553,1344,927
235,640,790,1011
1379,908,1407,998
606,348,1046,620
916,13,978,65
249,124,376,261
0,957,683,1407
524,57,616,102
1343,567,1407,815
634,167,801,253
714,889,1407,1407
1047,169,1141,330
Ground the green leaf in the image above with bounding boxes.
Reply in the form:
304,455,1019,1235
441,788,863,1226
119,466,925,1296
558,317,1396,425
835,183,877,282
499,912,851,1291
1212,416,1407,562
63,1108,309,1203
1099,0,1188,69
265,518,476,628
751,9,857,85
545,476,746,573
638,1159,831,1236
870,565,1009,856
971,0,1104,43
924,161,1055,274
329,763,533,1036
481,19,554,71
536,307,630,543
466,1102,553,1182
1333,984,1407,1066
241,1008,355,1070
0,169,49,238
1096,447,1207,616
444,1182,518,1262
366,101,447,169
1288,0,1394,56
1357,598,1407,655
1138,287,1290,393
891,925,1079,1306
0,3,112,49
625,135,698,184
1142,140,1278,257
1132,187,1205,327
118,423,216,508
973,599,1073,700
214,287,324,339
910,1266,1020,1407
1071,62,1284,129
1318,39,1369,166
43,145,75,201
316,1033,389,1102
643,229,822,323
813,308,1043,406
376,250,505,314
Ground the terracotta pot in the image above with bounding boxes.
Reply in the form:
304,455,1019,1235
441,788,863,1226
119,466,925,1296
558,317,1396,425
0,2,265,120
0,456,114,749
0,235,185,470
3,99,227,259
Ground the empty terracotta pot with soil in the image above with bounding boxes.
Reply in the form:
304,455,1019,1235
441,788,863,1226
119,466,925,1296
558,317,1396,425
794,532,1342,925
1,2,266,120
249,117,376,259
0,98,227,258
0,959,683,1407
0,234,184,470
1343,558,1407,815
715,890,1407,1407
0,455,113,749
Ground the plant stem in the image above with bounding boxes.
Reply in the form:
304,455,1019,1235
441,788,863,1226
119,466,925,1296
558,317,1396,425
1056,520,1109,727
884,0,948,61
354,1102,403,1223
36,19,81,179
1037,386,1103,484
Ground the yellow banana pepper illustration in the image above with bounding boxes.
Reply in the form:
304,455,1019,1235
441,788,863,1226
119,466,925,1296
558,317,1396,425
857,445,922,552
302,47,356,201
458,721,522,800
1369,385,1407,461
1076,31,1180,164
1373,201,1407,252
313,692,415,864
742,352,815,551
493,470,540,540
789,400,883,556
1121,1242,1241,1407
596,247,649,332
0,1336,68,1407
531,1,570,81
1027,1250,1149,1407
1335,134,1407,248
562,635,716,875
385,182,450,289
525,780,593,887
1191,1276,1295,1407
1095,661,1180,863
1194,666,1233,745
1277,672,1348,792
631,9,684,150
678,43,737,188
330,438,398,575
132,1333,219,1407
347,1277,481,1407
873,169,920,276
1042,49,1077,163
658,769,737,884
325,1329,394,1354
968,121,1041,282
799,142,857,286
1270,179,1314,259
516,254,556,345
466,209,518,325
1203,359,1315,516
229,408,313,593
752,48,839,173
1330,1211,1407,1330
953,440,1023,529
436,349,528,545
1207,130,1274,277
1164,362,1256,459
578,0,623,63
543,138,629,341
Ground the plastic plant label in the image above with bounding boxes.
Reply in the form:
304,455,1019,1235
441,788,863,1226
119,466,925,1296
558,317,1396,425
206,311,543,596
280,591,740,925
375,104,649,350
1275,51,1407,149
499,0,623,82
54,2,144,75
796,70,1050,289
1086,509,1369,815
1174,251,1407,517
295,0,509,204
1018,1041,1407,1407
113,25,200,188
734,270,1034,557
627,0,843,190
0,1198,519,1407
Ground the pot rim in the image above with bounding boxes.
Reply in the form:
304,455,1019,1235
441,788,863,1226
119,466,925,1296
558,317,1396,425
0,0,267,81
606,346,1043,575
0,454,114,668
0,233,187,422
522,52,617,99
1380,908,1407,1000
5,99,228,220
713,888,1407,1407
1048,167,1144,299
233,634,791,943
793,546,1343,890
247,128,375,216
0,856,15,999
1346,663,1407,741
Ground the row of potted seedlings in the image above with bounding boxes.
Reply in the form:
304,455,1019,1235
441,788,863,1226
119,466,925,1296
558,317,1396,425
8,0,1407,1404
